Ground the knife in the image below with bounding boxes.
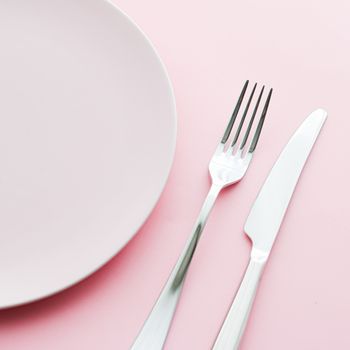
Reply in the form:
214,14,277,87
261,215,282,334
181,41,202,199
212,108,327,350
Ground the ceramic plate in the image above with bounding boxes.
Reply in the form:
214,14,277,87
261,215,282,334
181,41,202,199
0,0,176,308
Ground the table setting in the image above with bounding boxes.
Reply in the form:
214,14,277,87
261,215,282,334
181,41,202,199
0,0,349,349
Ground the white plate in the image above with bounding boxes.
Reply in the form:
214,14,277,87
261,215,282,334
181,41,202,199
0,0,176,308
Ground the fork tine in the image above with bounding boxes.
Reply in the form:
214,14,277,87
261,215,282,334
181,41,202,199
231,83,257,147
239,85,264,150
248,88,273,153
221,80,249,144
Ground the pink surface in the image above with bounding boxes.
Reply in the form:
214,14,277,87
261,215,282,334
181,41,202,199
0,0,349,349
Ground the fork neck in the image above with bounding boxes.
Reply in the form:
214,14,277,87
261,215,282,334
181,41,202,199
207,182,222,202
210,182,223,194
197,183,222,224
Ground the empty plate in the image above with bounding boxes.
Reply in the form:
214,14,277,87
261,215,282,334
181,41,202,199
0,0,176,308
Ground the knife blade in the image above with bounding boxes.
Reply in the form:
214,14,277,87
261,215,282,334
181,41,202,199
245,108,327,255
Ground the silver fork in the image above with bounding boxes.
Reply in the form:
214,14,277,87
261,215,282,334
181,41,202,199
131,81,273,350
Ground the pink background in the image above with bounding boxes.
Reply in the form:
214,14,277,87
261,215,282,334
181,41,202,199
1,0,350,349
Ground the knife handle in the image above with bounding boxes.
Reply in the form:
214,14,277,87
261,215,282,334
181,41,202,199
212,248,267,350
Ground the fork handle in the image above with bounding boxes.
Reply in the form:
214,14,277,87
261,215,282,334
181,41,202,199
131,183,222,350
212,250,266,350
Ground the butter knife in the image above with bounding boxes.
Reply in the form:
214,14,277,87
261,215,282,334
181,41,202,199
212,108,327,350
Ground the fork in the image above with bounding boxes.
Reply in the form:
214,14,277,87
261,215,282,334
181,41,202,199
131,81,273,350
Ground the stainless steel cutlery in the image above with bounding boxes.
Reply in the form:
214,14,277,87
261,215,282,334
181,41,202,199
131,80,326,350
212,109,327,349
131,81,273,350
